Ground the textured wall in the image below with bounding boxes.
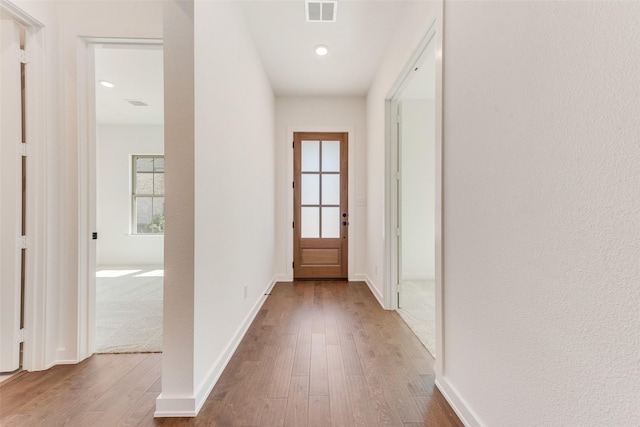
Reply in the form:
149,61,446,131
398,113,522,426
442,1,640,425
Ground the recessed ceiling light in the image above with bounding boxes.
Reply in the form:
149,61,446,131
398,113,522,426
315,45,329,56
99,80,115,88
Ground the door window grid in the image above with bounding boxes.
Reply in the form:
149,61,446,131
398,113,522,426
300,140,340,238
132,155,164,234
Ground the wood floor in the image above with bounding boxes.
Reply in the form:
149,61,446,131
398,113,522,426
0,281,462,427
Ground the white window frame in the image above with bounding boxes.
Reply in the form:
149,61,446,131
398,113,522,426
132,154,165,235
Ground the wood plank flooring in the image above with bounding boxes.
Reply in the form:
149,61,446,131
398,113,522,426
0,281,462,427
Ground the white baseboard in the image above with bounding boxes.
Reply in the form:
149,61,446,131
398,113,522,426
272,274,290,283
350,273,368,282
155,276,278,418
435,377,483,427
362,275,385,309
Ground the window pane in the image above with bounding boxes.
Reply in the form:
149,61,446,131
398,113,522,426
301,207,319,238
153,157,164,172
136,197,153,233
136,157,153,172
322,174,340,205
154,173,165,195
136,173,153,194
321,207,340,238
302,140,319,172
301,174,319,205
322,140,340,172
149,197,165,233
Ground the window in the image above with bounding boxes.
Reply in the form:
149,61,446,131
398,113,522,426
132,155,164,234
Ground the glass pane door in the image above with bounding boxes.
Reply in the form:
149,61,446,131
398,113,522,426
300,139,341,239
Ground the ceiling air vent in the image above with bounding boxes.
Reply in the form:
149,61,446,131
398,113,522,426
124,99,148,107
306,0,337,22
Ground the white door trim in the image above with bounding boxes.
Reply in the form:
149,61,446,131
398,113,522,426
0,0,48,372
384,9,444,377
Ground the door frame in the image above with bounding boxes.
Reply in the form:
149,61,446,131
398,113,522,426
77,37,163,360
286,126,356,281
384,17,443,374
0,0,48,372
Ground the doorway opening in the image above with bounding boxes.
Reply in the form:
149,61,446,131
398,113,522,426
90,42,165,353
385,24,440,358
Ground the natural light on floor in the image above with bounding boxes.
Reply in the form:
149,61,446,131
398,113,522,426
96,269,142,278
134,270,164,277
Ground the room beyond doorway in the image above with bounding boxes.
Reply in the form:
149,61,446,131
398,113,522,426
92,43,165,353
388,30,438,357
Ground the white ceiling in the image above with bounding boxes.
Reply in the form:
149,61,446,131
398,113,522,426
241,0,412,96
95,46,164,125
94,1,420,124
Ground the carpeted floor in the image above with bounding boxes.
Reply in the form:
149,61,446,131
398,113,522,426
397,279,436,357
96,266,163,353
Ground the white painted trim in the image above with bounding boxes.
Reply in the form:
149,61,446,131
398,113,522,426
435,377,484,427
0,0,44,26
155,276,278,417
272,273,290,283
0,0,49,372
362,275,384,309
285,125,356,281
383,0,446,383
77,38,163,363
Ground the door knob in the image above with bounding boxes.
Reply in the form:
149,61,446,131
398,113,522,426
342,213,348,218
342,221,349,226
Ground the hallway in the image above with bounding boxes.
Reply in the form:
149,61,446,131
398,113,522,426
0,281,461,426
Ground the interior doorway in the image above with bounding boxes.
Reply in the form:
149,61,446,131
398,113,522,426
387,28,438,358
91,42,165,353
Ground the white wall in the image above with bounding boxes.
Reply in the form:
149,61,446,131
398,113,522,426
366,2,438,304
159,0,276,416
400,100,435,280
7,0,163,368
274,97,367,281
96,124,164,266
441,2,640,426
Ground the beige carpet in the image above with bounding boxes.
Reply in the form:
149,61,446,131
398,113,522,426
96,266,163,353
397,279,436,357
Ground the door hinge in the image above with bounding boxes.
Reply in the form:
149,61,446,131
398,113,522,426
18,49,30,64
18,328,26,343
292,221,295,229
19,143,28,157
292,181,295,188
18,235,27,249
292,141,295,148
396,171,400,180
292,261,295,268
396,228,400,236
396,114,401,124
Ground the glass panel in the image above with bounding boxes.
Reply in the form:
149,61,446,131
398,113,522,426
301,207,320,238
154,173,165,195
149,197,165,233
322,140,340,172
136,173,153,194
153,157,165,172
322,174,340,205
301,140,320,172
136,157,153,172
136,197,153,233
321,207,340,238
301,174,319,205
